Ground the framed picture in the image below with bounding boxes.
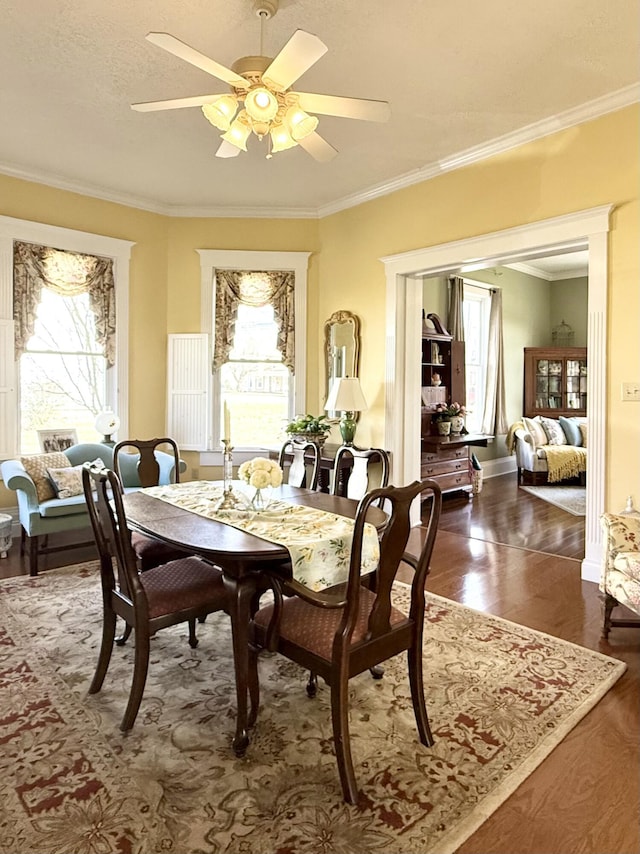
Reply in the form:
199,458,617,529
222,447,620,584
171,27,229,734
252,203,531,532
37,429,78,453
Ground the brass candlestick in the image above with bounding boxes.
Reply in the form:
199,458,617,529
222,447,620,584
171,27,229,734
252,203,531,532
214,440,245,511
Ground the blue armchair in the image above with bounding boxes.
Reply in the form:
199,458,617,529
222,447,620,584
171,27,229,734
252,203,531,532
0,442,185,576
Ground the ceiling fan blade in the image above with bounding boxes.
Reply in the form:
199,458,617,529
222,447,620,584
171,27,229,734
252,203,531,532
262,30,328,91
215,140,242,158
296,131,338,162
145,32,249,88
131,94,228,112
294,92,391,122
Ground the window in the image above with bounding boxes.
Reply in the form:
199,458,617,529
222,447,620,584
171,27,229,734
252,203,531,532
20,287,106,453
0,215,132,459
220,302,291,447
196,250,309,461
462,282,491,433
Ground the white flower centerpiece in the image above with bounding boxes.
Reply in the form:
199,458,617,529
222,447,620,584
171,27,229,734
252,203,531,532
237,457,283,511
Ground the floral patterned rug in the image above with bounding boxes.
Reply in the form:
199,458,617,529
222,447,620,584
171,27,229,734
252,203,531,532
0,563,625,854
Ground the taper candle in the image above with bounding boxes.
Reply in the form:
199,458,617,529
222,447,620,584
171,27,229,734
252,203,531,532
223,401,231,442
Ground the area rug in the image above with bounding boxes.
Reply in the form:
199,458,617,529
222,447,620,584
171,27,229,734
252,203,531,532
520,484,586,516
0,563,625,854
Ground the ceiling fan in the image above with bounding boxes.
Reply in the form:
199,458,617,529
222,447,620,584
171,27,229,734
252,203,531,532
131,0,390,161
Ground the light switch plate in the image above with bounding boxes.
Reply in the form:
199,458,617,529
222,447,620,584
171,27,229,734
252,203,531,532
622,382,640,401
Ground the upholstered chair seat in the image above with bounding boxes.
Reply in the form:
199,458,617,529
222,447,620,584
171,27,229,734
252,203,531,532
254,586,407,661
600,512,640,637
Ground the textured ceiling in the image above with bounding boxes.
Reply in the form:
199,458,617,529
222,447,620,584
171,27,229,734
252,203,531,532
1,0,638,216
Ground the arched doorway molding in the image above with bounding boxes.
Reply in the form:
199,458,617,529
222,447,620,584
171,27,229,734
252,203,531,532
381,205,612,583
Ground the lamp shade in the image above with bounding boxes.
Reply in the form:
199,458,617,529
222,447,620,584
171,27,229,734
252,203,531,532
244,87,279,123
94,409,120,436
222,114,251,151
324,377,368,413
285,105,318,141
202,95,238,131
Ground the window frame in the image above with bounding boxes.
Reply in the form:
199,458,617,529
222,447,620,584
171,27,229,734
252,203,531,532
197,249,310,466
461,279,492,434
0,215,133,458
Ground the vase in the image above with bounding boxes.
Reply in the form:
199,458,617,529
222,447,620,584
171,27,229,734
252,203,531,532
250,486,271,511
437,420,451,436
449,415,464,435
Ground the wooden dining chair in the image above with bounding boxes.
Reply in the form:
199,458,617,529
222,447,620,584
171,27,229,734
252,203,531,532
82,463,229,732
248,478,442,803
331,445,390,505
277,439,321,490
113,438,188,572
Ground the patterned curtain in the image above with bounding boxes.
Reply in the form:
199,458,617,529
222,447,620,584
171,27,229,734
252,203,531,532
481,289,509,436
448,276,465,341
213,270,295,371
13,241,116,366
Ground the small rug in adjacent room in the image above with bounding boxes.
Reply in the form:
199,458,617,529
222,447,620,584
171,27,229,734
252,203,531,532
0,563,625,854
520,484,586,516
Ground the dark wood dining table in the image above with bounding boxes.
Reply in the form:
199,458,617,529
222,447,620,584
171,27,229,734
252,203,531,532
121,482,387,756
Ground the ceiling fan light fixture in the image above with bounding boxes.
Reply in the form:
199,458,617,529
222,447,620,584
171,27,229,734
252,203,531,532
270,123,297,152
201,95,239,131
221,115,251,151
244,86,279,122
285,105,318,141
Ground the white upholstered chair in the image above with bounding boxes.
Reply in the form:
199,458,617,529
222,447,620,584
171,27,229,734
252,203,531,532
600,510,640,637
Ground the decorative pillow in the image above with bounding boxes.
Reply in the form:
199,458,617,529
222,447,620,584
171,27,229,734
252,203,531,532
539,417,567,445
20,452,70,502
559,416,583,446
47,458,106,499
46,464,85,499
579,422,587,447
522,417,548,448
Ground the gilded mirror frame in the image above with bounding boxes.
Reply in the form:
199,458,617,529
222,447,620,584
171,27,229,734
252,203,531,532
324,310,361,418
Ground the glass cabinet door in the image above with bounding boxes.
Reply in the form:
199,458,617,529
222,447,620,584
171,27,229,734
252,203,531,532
536,359,562,409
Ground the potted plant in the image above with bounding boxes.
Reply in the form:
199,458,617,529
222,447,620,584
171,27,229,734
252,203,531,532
285,413,332,447
432,402,468,435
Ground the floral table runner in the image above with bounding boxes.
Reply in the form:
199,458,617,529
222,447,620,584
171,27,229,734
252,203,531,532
141,481,380,591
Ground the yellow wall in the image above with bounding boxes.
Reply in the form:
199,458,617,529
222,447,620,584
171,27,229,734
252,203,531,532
318,105,639,509
0,173,170,442
1,103,638,511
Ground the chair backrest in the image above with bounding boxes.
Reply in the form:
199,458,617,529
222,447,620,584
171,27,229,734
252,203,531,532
113,437,181,488
331,445,390,503
342,478,441,645
82,463,144,609
277,439,321,490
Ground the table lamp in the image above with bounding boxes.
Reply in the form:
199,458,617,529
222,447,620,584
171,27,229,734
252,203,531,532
324,377,368,445
94,408,120,446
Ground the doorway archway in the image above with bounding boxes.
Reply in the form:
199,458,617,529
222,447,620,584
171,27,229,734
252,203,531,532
381,205,612,583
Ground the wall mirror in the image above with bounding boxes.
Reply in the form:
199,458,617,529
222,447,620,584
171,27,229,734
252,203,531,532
324,310,361,418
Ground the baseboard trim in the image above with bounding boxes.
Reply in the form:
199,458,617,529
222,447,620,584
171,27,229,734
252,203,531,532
483,456,517,479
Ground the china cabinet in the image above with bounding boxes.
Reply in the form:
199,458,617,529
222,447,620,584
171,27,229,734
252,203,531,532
523,347,587,418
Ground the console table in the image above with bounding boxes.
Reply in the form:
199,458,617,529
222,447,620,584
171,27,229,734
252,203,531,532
421,432,491,498
267,443,351,493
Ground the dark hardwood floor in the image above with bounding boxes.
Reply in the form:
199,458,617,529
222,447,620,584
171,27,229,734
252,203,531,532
1,473,637,853
433,471,586,560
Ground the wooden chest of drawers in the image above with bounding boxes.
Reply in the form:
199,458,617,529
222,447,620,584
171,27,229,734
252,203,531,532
421,444,471,495
420,433,491,498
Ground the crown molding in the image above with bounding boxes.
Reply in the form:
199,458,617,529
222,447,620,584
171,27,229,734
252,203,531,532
317,83,640,217
506,260,588,281
0,84,637,219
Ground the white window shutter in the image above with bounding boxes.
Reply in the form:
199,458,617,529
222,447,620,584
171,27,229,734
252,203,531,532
167,334,209,451
0,319,16,459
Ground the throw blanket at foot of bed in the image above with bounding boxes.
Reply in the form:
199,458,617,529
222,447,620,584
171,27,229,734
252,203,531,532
543,445,587,483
